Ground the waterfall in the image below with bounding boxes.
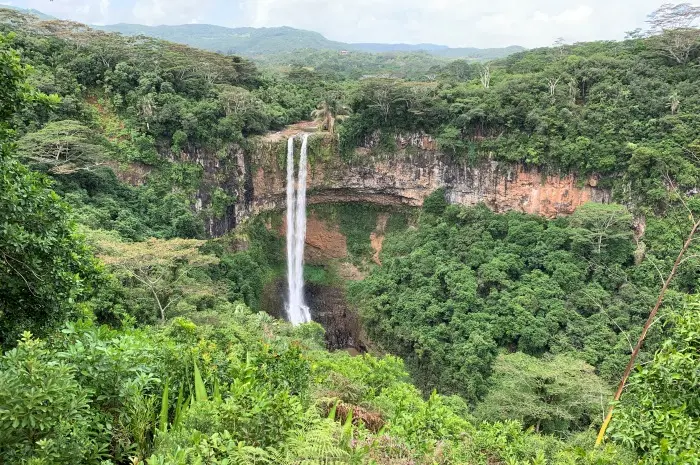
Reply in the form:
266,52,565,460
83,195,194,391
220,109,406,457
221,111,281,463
285,134,312,325
286,137,298,323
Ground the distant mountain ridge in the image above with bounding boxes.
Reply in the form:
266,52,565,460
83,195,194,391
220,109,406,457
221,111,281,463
351,43,526,59
2,6,523,60
2,5,56,20
97,23,347,55
96,23,524,60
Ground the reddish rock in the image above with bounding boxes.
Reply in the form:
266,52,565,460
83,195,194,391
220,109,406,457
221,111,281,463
246,139,610,222
280,214,347,263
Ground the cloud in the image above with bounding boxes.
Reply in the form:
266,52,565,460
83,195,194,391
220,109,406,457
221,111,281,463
22,0,110,23
12,0,700,48
100,0,109,17
533,6,594,24
231,0,675,47
131,0,214,25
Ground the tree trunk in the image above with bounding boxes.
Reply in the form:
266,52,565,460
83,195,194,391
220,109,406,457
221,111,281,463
150,286,166,322
596,218,700,446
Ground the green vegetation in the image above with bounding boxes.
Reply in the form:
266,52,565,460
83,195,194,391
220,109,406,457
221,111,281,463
257,50,452,80
95,21,521,60
0,34,100,346
353,204,638,400
0,310,638,465
98,23,346,56
610,297,700,463
2,4,700,463
474,353,610,435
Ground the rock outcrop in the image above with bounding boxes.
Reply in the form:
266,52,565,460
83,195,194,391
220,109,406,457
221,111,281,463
236,133,609,230
180,130,610,238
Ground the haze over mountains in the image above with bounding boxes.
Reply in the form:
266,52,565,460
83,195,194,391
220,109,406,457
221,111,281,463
97,23,524,59
3,5,523,60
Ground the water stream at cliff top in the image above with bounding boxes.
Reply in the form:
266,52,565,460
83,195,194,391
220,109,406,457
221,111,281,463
286,134,311,325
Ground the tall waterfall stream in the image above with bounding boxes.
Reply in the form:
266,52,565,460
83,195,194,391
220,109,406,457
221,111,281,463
285,134,312,324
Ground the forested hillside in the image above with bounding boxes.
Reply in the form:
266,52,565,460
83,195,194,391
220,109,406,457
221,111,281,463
1,4,700,464
96,21,523,60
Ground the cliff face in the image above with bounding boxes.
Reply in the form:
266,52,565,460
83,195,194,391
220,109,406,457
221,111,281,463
186,131,612,348
182,131,610,238
179,144,251,237
236,133,609,230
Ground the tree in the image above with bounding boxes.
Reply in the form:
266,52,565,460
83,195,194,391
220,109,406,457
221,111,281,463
438,59,475,82
17,120,108,174
646,3,700,64
546,76,562,97
597,216,700,448
609,298,700,463
474,353,610,434
667,91,681,114
479,63,491,89
570,203,634,255
0,34,98,346
422,188,448,215
219,85,260,116
311,96,352,135
363,79,401,124
97,238,219,321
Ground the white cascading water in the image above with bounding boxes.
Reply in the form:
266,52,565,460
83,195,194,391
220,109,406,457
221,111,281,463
285,134,312,324
285,136,298,322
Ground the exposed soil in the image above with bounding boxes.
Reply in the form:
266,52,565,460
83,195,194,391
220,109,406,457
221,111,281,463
261,121,322,143
280,214,348,264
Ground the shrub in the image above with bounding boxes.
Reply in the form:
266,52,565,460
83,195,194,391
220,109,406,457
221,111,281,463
0,333,109,464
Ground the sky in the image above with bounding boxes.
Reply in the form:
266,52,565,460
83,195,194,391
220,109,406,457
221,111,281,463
5,0,700,48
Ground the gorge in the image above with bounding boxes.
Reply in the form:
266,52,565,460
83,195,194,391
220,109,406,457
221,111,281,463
4,7,700,462
172,127,616,347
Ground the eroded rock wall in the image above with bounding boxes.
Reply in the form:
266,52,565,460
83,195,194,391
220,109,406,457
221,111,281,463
171,131,610,238
241,133,610,226
178,144,250,237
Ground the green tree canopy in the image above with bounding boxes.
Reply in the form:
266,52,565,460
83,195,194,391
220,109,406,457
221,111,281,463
17,119,108,174
474,353,610,435
0,34,99,345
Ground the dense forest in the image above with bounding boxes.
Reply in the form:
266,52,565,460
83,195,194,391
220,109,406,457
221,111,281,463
1,4,700,465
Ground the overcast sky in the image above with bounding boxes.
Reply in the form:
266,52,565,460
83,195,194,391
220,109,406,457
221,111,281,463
5,0,700,48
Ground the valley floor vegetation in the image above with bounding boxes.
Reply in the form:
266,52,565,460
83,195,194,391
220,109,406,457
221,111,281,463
2,4,700,464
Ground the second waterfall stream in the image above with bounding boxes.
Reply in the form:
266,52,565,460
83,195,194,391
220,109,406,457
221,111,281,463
286,134,312,325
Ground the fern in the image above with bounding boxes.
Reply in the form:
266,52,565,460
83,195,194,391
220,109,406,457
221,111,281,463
279,419,351,465
226,441,274,465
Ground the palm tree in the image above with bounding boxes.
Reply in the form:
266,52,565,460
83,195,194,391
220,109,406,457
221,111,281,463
311,97,351,135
